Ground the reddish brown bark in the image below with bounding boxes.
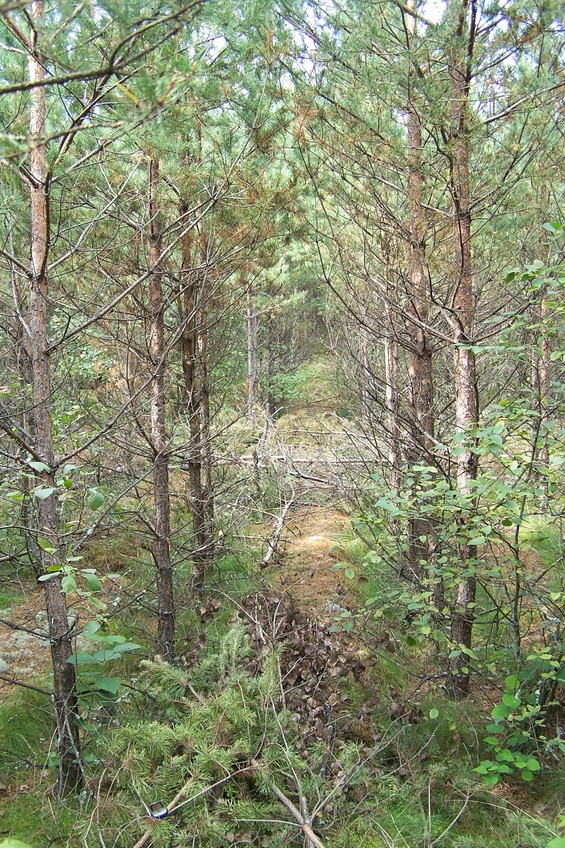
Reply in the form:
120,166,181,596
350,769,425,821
28,0,82,795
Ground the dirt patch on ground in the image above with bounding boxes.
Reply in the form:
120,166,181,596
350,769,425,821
0,585,114,703
271,505,352,608
0,589,53,701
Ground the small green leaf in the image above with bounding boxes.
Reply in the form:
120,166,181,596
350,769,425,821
344,567,355,580
28,460,50,473
546,839,565,848
68,652,98,665
35,487,55,500
429,708,439,719
61,575,77,594
37,536,56,553
38,570,62,581
87,489,105,510
0,839,35,848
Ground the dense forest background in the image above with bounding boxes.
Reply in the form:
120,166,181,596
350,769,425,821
0,0,563,846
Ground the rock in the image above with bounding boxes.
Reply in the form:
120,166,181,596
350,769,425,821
0,657,8,673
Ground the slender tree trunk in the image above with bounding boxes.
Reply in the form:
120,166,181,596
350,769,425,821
404,3,439,596
266,307,277,417
28,0,82,795
538,297,550,468
383,309,400,493
406,112,435,457
246,280,258,423
179,211,214,588
148,158,175,661
447,0,478,699
197,237,215,545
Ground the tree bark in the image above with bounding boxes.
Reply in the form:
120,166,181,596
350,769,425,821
246,279,258,422
446,0,478,699
404,1,439,596
148,157,175,662
179,209,214,588
28,0,82,795
406,109,434,457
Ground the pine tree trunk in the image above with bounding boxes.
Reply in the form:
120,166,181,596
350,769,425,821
447,0,478,699
148,158,175,662
383,311,400,494
407,112,434,457
28,0,82,795
539,297,550,468
404,7,439,595
246,281,258,422
179,211,214,588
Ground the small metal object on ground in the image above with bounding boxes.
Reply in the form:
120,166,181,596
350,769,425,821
149,801,169,819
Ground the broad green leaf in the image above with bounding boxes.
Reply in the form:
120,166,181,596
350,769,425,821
0,840,35,848
38,571,61,581
491,703,512,720
429,708,439,719
83,573,102,592
94,676,122,694
68,652,98,665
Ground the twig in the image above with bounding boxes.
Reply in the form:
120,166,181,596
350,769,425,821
131,763,259,848
250,759,327,848
0,673,52,696
260,490,296,569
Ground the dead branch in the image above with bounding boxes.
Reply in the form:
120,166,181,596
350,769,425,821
259,490,296,569
250,759,327,848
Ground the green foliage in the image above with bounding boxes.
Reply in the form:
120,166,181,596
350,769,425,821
0,689,54,770
0,840,33,848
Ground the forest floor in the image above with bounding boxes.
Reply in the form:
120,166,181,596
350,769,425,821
0,504,351,703
271,504,351,606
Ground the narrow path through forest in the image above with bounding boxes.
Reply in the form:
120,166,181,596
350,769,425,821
271,505,351,607
1,506,351,701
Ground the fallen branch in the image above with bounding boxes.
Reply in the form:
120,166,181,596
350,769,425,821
260,492,296,570
131,763,259,848
250,759,327,848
